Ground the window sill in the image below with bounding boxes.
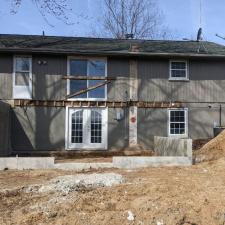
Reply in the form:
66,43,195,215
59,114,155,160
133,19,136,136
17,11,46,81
168,78,189,82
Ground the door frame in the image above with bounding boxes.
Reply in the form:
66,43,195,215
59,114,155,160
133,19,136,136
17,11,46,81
65,106,108,150
13,55,32,99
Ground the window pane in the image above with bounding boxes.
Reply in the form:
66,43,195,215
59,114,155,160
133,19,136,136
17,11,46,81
15,72,29,86
170,110,186,135
88,80,105,98
70,60,87,98
89,60,105,76
16,58,30,72
171,62,186,70
171,70,186,78
70,80,87,98
70,60,87,76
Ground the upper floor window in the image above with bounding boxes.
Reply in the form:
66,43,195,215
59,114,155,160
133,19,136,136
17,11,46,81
168,109,188,137
68,58,107,99
169,60,188,80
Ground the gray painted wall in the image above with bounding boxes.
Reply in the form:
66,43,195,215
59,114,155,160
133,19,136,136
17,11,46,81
11,106,65,151
108,108,129,149
138,58,225,102
32,55,67,100
0,101,11,156
0,54,12,99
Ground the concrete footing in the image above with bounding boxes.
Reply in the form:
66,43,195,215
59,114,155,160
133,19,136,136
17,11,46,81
113,156,192,169
0,157,55,170
0,156,192,171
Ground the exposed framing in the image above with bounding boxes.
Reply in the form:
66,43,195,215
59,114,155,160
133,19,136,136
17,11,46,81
67,56,108,101
14,99,183,108
169,60,189,81
167,108,188,138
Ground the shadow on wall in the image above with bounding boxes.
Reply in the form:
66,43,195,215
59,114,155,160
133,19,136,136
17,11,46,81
0,101,11,156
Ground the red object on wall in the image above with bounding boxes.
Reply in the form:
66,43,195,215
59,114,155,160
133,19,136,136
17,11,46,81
131,117,136,123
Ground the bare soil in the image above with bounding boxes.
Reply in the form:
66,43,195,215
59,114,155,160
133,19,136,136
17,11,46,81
194,129,225,162
1,158,225,225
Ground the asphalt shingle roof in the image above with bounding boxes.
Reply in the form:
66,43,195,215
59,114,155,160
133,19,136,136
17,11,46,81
1,34,225,57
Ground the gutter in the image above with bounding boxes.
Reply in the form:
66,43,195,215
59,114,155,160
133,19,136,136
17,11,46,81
0,47,225,58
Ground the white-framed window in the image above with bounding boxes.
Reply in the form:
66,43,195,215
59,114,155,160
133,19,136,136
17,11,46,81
13,56,32,99
67,57,107,100
169,60,188,80
168,108,188,137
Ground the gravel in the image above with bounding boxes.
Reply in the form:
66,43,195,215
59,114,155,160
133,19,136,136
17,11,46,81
28,173,124,194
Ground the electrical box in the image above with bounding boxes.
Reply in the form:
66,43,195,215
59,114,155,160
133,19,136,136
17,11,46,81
116,108,124,121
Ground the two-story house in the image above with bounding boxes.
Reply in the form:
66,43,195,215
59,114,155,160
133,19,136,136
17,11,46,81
1,34,225,156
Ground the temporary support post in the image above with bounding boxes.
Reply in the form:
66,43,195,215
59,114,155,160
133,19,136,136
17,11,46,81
129,60,138,147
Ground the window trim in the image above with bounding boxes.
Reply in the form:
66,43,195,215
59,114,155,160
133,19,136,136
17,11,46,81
13,55,32,99
169,60,189,81
67,56,108,101
168,108,188,138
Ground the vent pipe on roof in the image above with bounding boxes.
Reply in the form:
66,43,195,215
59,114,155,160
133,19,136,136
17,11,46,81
197,28,203,42
125,33,134,39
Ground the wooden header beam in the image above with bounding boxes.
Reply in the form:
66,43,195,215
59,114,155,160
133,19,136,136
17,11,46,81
62,76,117,80
62,76,128,80
13,99,183,108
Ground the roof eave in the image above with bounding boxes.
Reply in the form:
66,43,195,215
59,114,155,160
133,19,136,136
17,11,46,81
0,47,225,58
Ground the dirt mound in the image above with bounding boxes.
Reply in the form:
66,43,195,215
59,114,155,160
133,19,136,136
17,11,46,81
195,129,225,162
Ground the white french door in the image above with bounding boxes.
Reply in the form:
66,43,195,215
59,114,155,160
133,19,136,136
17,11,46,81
67,108,107,150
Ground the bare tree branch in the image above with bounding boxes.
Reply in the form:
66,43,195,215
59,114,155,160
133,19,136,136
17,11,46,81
10,0,74,26
93,0,171,40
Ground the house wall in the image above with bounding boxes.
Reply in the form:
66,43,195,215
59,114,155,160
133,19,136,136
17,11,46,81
1,54,225,151
137,103,225,149
11,106,128,151
32,55,67,100
138,58,225,102
0,54,13,99
0,101,11,156
11,106,65,151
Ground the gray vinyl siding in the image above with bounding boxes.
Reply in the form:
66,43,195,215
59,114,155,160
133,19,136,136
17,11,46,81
107,57,130,101
138,59,225,102
32,55,67,100
0,101,11,156
0,54,13,99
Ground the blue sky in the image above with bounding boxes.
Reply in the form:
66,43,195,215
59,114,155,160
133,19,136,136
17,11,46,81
0,0,225,44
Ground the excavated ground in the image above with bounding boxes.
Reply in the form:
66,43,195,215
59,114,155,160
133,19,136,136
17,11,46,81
1,132,225,225
1,157,225,225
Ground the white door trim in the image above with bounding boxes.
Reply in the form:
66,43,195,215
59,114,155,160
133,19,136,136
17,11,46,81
65,107,108,150
13,55,32,99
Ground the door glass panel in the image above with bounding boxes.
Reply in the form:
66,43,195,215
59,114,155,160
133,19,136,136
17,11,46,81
70,60,87,98
16,58,30,72
15,72,29,86
71,110,83,143
91,110,102,143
